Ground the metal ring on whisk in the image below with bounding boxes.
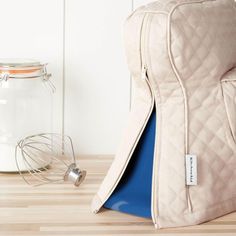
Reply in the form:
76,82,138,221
64,163,86,187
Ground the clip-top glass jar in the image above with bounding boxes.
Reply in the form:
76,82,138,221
0,59,53,172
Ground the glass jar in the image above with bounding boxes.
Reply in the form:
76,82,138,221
0,59,53,172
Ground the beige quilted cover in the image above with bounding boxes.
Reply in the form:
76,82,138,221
92,0,236,228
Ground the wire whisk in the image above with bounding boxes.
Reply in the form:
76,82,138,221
15,133,86,187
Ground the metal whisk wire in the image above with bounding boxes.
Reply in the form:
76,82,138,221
15,133,86,187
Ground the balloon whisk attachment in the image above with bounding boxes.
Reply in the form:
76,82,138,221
15,133,86,187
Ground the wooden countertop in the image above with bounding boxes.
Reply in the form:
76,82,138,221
0,155,235,236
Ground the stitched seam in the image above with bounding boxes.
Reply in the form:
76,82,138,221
168,1,219,152
145,13,164,226
183,196,236,216
143,11,168,14
157,196,236,226
128,10,168,18
220,81,236,144
140,13,159,225
167,0,219,213
222,78,236,82
167,1,190,212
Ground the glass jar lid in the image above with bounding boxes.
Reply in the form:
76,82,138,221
0,58,50,80
0,58,41,68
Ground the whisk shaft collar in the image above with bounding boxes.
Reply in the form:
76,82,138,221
64,163,86,187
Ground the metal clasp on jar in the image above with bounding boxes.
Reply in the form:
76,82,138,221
42,64,56,93
0,72,10,82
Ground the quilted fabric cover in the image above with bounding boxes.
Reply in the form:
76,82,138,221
92,0,236,228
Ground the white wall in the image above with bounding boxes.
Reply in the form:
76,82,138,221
0,0,150,155
0,0,64,134
64,0,132,154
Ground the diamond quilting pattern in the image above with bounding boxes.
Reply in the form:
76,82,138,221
132,0,236,226
169,0,236,212
171,1,236,82
92,0,236,228
147,12,191,219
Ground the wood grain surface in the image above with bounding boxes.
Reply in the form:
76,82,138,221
0,155,235,236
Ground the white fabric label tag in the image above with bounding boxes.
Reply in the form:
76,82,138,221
185,154,197,186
